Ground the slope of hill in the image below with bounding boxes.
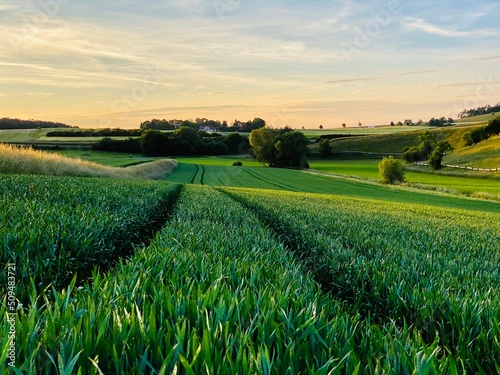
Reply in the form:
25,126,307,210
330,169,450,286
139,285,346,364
444,135,500,168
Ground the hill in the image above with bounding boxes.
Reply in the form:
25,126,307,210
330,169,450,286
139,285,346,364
311,123,499,169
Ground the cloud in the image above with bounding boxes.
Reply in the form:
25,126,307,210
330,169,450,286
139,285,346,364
323,78,380,85
27,92,55,98
404,17,500,38
396,70,438,76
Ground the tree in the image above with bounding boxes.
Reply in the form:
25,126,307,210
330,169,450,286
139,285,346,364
379,156,405,184
318,139,332,158
249,127,279,166
250,128,309,168
224,133,250,154
428,141,453,170
172,126,202,155
274,130,309,168
463,127,487,146
140,130,169,156
485,116,500,136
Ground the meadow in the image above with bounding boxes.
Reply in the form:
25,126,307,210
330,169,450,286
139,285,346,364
2,178,499,373
2,123,500,373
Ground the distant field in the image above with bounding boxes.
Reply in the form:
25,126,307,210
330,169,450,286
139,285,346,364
310,159,500,195
165,163,500,213
301,125,430,137
54,150,156,167
37,136,137,143
176,156,262,167
455,113,498,124
0,128,50,142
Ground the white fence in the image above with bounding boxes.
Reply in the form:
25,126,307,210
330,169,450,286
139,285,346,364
414,162,499,172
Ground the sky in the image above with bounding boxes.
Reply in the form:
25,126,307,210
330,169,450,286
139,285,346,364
0,0,499,129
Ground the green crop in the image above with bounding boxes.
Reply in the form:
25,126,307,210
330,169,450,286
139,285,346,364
223,187,500,373
0,174,181,303
2,175,499,373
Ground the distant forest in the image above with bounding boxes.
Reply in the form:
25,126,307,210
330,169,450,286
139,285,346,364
458,103,500,118
0,118,74,130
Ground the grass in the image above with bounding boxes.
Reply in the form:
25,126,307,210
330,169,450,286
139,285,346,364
0,144,177,179
455,113,497,124
224,187,500,373
165,163,500,214
54,150,156,167
5,183,498,373
309,159,500,195
301,125,431,137
0,128,50,142
0,175,182,304
444,135,500,168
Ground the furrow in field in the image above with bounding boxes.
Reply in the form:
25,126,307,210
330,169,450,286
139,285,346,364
221,187,500,373
189,164,199,184
200,165,205,185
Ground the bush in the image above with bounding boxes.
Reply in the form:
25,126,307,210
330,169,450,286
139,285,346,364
378,156,405,184
232,161,243,166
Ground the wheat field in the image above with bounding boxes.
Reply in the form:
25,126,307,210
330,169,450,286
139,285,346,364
0,144,177,179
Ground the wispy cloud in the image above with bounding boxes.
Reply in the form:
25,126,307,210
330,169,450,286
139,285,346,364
404,17,500,37
396,70,438,76
323,78,379,85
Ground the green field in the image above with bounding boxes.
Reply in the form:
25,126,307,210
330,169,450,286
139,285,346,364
55,150,156,167
301,125,431,137
0,128,50,142
309,159,500,195
165,162,500,213
455,113,497,124
2,127,500,372
2,175,499,373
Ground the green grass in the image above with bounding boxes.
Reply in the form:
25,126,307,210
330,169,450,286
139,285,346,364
6,184,499,373
165,163,500,214
443,135,500,168
224,187,500,373
37,136,138,143
0,128,50,142
310,159,500,195
176,156,263,167
455,113,497,124
54,150,156,167
301,125,431,137
0,174,182,303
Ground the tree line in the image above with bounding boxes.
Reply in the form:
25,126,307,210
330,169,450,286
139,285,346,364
140,117,266,132
458,103,500,118
462,116,500,146
94,127,252,156
0,118,74,130
47,128,142,137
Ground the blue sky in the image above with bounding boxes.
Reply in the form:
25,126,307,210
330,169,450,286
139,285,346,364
0,0,499,128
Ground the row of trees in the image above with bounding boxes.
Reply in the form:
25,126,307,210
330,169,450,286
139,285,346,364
138,128,250,156
140,118,266,132
48,128,141,137
463,116,500,146
458,103,500,118
0,118,73,130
